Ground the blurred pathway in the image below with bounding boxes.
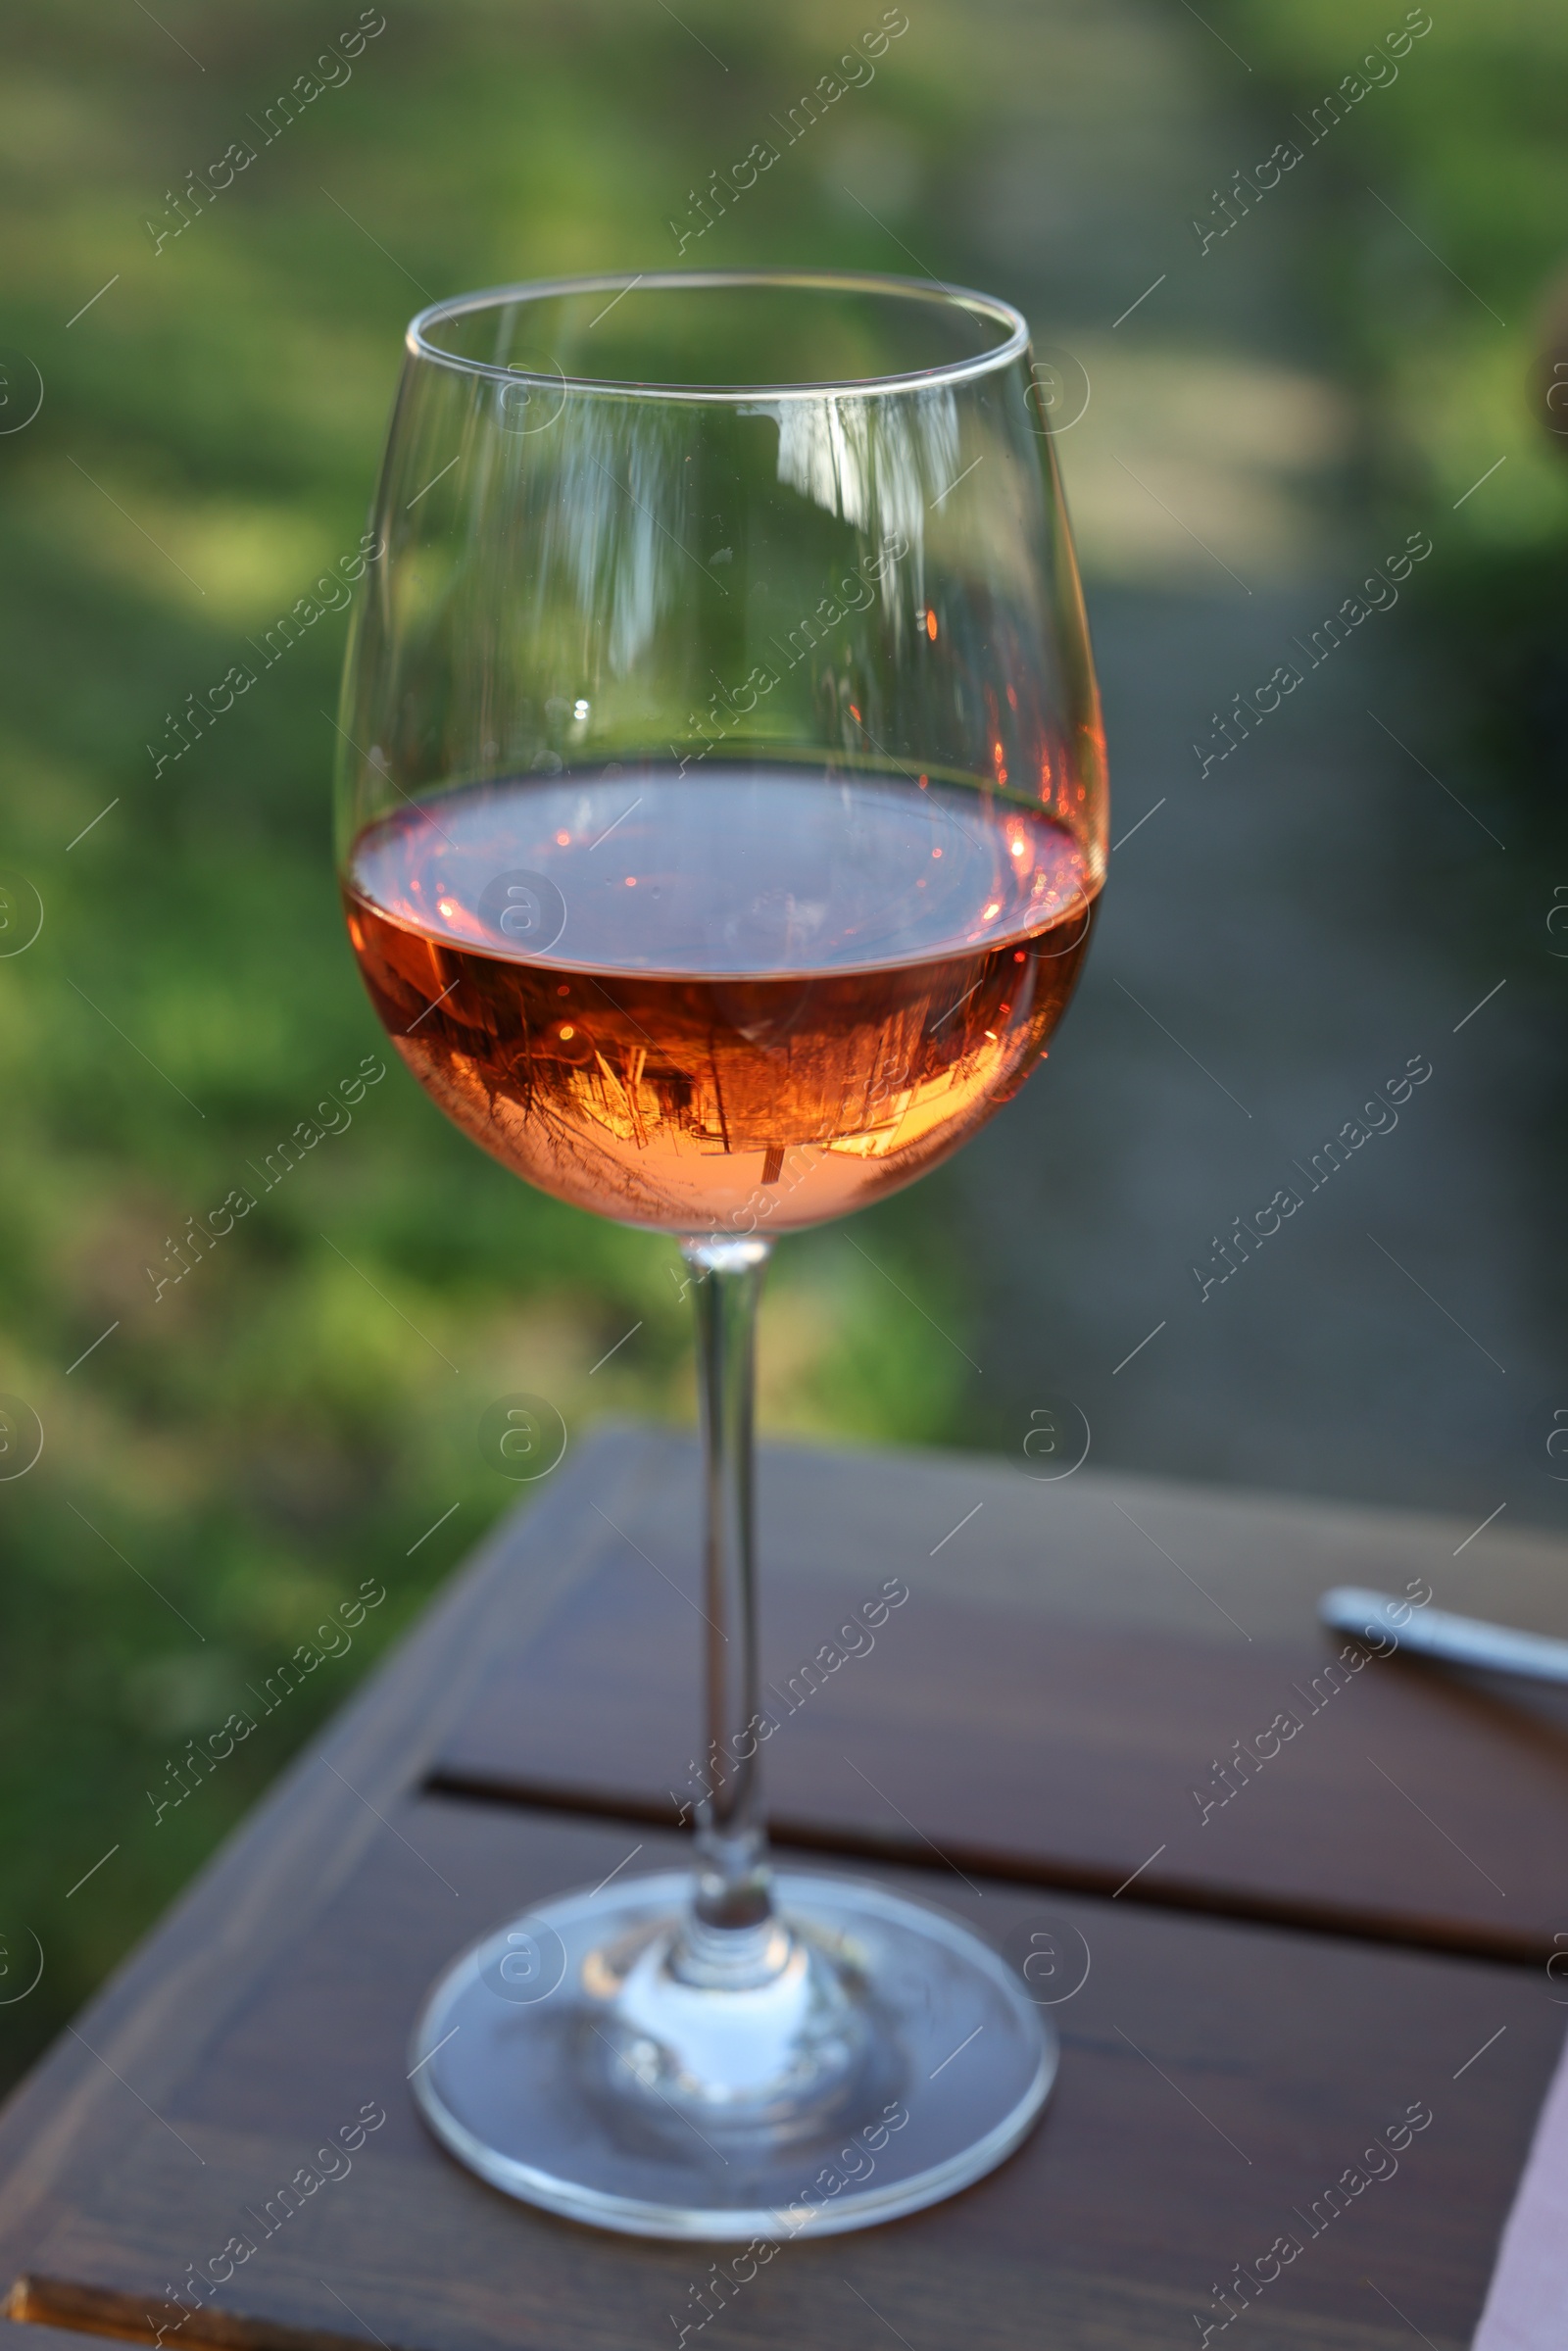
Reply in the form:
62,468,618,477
852,0,1563,1526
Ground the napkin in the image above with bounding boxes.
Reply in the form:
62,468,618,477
1473,2023,1568,2351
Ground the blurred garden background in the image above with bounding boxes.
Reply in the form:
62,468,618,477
0,0,1565,2082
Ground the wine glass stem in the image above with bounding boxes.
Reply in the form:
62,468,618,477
682,1232,773,1935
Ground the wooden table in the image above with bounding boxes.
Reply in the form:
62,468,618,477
2,1429,1565,2351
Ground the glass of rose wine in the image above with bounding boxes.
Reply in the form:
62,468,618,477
336,269,1106,2239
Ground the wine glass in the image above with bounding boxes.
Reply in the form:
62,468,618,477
335,269,1106,2239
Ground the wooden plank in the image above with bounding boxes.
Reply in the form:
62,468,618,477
1,1427,1561,2351
3,1800,1561,2351
431,1434,1568,1961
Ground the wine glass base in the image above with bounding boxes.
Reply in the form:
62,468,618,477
408,1868,1055,2240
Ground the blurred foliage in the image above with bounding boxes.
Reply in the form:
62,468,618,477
1224,0,1568,877
0,0,984,2082
0,0,1561,2081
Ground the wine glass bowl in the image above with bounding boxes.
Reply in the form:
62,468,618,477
339,269,1104,1239
335,269,1106,2237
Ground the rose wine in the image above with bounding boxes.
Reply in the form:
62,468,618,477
345,766,1099,1233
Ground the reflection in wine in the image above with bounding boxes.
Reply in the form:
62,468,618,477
348,764,1099,1234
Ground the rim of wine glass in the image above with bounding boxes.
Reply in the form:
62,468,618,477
407,268,1031,402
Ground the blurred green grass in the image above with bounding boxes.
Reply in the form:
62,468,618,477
0,0,1561,2079
0,0,990,2075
